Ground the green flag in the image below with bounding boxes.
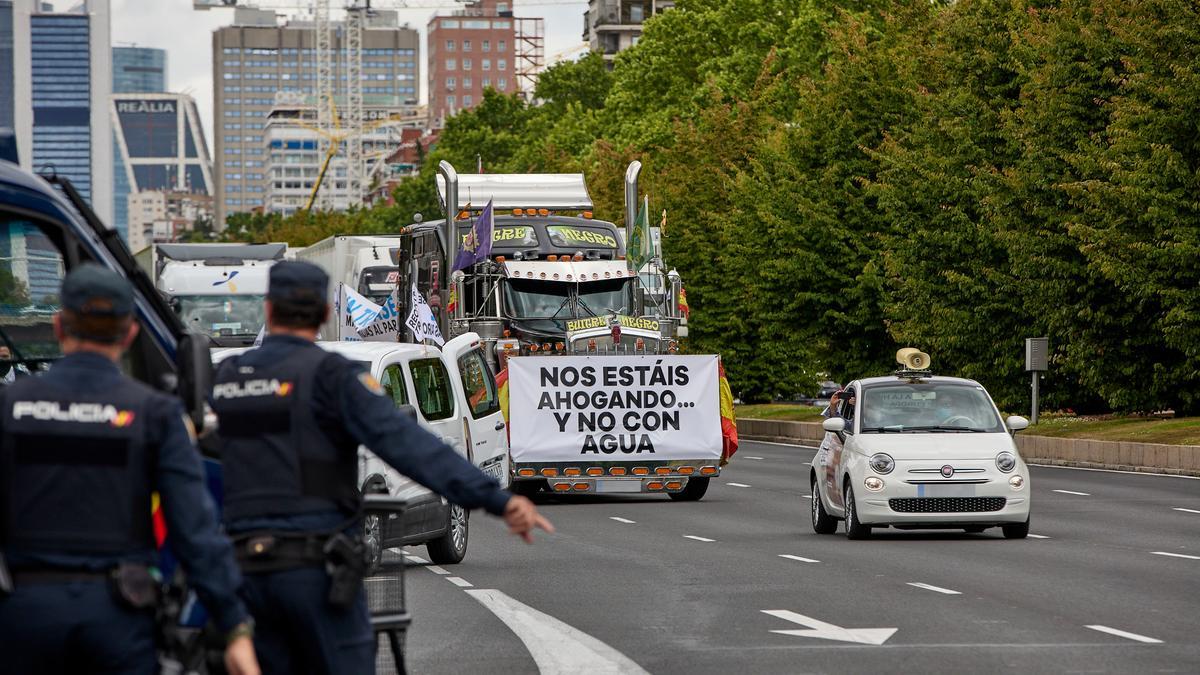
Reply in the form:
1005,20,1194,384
628,196,651,271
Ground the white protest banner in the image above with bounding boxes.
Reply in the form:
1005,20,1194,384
405,282,444,345
508,355,722,462
357,290,401,342
340,283,383,341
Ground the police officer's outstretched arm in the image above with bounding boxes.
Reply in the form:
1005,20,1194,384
151,396,260,675
337,362,553,542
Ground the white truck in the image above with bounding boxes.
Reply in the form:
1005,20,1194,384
293,235,402,340
134,242,286,347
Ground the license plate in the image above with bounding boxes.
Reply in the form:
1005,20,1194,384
919,483,977,497
594,479,643,494
480,459,504,481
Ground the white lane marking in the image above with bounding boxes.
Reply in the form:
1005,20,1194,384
741,440,822,450
1084,625,1163,644
446,576,473,588
907,582,962,595
1173,507,1200,515
800,495,813,499
426,565,451,575
778,554,820,563
1151,551,1200,560
404,554,429,564
727,482,752,488
609,516,636,524
684,535,715,542
1030,462,1200,481
467,589,651,674
1052,489,1091,496
1028,534,1051,539
744,456,765,460
763,610,897,645
803,462,812,466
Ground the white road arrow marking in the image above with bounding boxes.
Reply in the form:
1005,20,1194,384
762,610,897,645
467,589,651,674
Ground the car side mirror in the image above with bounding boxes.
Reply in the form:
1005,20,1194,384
1006,415,1029,433
176,331,213,433
822,417,846,433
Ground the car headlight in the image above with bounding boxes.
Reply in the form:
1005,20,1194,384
869,453,895,475
864,476,885,491
1009,475,1025,490
996,451,1017,473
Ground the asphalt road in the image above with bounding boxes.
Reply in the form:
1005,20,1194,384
393,440,1200,674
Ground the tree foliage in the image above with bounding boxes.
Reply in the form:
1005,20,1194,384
221,0,1200,412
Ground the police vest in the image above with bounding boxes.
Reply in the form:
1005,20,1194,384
1,375,154,557
212,347,360,522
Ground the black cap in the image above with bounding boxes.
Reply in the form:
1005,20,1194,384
62,263,134,317
268,260,329,304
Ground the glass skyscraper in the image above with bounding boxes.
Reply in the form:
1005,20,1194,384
0,1,14,131
112,46,167,241
30,12,94,200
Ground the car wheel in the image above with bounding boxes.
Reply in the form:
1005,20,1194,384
668,477,710,501
1002,517,1030,540
963,526,987,534
843,483,871,540
363,514,384,574
427,504,469,564
810,475,838,534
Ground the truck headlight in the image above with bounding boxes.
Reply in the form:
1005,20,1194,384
996,451,1017,473
864,476,885,491
869,453,895,475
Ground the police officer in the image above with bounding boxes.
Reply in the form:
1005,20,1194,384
212,261,553,674
0,264,259,674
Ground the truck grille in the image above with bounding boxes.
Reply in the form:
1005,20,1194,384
889,497,1006,513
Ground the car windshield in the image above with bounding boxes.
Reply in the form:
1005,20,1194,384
859,382,1004,433
175,294,265,338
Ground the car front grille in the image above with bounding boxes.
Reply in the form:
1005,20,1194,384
889,497,1007,513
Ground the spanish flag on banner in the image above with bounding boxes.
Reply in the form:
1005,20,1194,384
496,367,511,441
447,283,458,316
151,492,168,547
718,360,739,465
678,285,690,319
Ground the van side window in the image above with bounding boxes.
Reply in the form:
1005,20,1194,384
457,348,499,418
379,363,409,407
410,358,454,421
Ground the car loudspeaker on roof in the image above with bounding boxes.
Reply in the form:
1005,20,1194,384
896,348,931,371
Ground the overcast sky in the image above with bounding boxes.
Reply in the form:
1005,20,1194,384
59,0,590,152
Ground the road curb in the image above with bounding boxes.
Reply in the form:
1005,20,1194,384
738,418,1200,478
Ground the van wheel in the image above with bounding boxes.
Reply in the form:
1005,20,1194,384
811,475,838,534
427,505,469,564
363,514,384,574
668,477,709,501
1002,518,1030,539
843,483,871,540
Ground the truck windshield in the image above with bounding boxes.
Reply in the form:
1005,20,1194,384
505,278,631,332
860,383,1005,433
175,295,265,338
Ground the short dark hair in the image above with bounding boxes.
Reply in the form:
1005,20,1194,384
61,307,133,344
269,290,326,330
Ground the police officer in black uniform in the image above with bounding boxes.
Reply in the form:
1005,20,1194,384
212,260,552,674
0,264,259,675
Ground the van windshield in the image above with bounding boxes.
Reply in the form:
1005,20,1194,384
175,294,265,338
860,383,1004,433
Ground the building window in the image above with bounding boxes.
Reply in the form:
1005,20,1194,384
497,3,509,12
445,39,455,51
463,40,471,52
447,95,456,108
631,3,644,22
441,19,460,29
446,77,456,90
463,59,472,70
481,59,490,71
445,58,456,70
482,77,490,88
498,78,507,91
498,59,507,71
482,40,490,52
462,77,472,88
463,95,473,107
498,40,506,52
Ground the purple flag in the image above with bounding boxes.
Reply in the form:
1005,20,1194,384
453,199,494,271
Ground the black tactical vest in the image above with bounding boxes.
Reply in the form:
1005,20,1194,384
1,375,154,556
212,346,360,522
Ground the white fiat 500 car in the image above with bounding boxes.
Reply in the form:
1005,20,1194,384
810,371,1031,540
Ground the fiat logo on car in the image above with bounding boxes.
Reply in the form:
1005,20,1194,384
940,465,955,478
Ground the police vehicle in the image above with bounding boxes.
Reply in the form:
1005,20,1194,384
810,349,1032,539
213,332,507,566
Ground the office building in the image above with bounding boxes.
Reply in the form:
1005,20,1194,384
10,0,113,225
212,9,419,228
111,46,167,241
583,0,673,64
0,2,14,131
127,190,214,253
427,0,543,128
262,93,423,217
